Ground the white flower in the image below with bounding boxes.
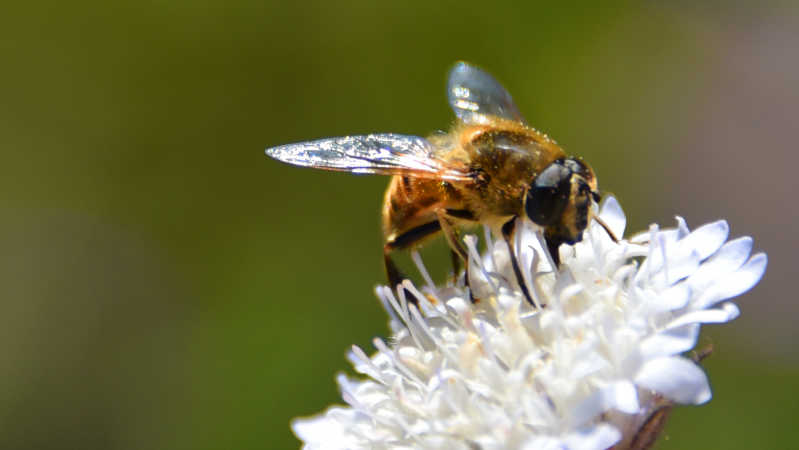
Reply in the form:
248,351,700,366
292,197,767,450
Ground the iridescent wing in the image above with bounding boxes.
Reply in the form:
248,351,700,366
447,61,526,125
265,133,472,181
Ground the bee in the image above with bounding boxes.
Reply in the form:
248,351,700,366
265,62,615,305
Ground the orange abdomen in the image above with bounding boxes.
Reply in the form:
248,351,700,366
382,176,463,246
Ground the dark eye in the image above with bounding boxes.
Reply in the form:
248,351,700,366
525,161,571,226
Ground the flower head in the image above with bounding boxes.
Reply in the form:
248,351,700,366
292,197,767,450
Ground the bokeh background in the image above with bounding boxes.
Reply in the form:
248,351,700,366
2,1,797,448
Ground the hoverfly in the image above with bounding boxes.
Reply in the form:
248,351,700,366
265,62,614,305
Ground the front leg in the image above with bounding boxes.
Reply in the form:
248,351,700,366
501,218,535,306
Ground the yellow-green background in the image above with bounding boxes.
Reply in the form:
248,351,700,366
2,1,796,449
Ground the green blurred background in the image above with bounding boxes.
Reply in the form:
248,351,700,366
2,1,796,449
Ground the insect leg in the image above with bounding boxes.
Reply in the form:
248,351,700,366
435,209,477,303
593,215,620,243
383,246,406,298
501,218,535,306
384,221,442,306
544,232,563,267
449,249,462,280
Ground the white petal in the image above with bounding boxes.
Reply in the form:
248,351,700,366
666,303,740,328
680,220,729,260
573,381,639,425
569,348,610,380
635,356,711,404
292,409,362,449
662,250,700,286
607,380,641,414
694,252,768,309
629,231,649,244
520,425,622,450
520,436,564,450
639,324,700,358
643,243,700,287
674,216,690,239
562,424,622,450
649,284,691,312
348,346,382,380
635,217,688,244
599,196,626,238
688,237,753,290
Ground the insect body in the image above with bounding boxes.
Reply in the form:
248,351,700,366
265,62,607,305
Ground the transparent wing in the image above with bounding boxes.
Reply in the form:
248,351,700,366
265,133,472,181
447,61,526,125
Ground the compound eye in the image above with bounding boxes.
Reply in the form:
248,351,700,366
525,161,571,226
